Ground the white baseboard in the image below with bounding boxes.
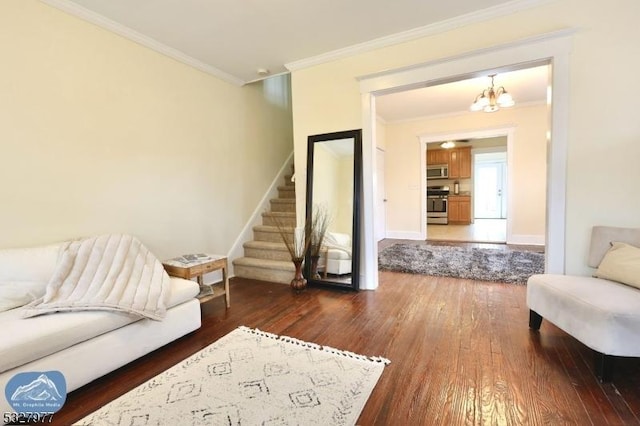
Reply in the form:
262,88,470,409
226,152,294,276
359,273,376,290
508,234,545,246
385,231,424,240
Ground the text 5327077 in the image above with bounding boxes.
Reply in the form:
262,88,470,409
3,412,54,423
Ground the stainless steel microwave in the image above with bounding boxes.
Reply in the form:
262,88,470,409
427,164,448,180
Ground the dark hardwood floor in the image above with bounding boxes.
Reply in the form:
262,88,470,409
49,273,640,425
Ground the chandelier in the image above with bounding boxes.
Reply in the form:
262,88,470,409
470,74,514,113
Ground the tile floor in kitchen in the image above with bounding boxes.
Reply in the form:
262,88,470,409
427,218,507,243
380,218,544,253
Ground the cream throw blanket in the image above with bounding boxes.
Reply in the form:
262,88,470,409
22,234,171,321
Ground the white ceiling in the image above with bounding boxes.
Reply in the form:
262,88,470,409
376,65,549,122
45,0,544,85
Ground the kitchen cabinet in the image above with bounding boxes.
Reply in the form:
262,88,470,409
449,146,471,179
448,195,471,224
427,147,471,179
426,149,449,165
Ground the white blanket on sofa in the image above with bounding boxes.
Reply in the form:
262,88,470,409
21,234,171,321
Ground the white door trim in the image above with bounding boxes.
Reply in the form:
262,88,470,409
375,147,387,242
359,30,571,289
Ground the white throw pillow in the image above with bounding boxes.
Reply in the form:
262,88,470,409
594,241,640,289
0,281,47,312
0,243,64,282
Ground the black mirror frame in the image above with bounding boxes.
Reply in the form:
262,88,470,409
304,129,362,290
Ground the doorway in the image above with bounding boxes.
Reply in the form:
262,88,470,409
474,149,507,219
419,131,514,244
358,31,571,290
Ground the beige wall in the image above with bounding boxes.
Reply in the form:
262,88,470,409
0,1,292,258
385,105,547,242
291,0,640,275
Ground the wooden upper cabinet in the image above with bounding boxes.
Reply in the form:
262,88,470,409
427,149,449,165
458,147,471,179
426,150,435,165
427,147,471,179
449,149,459,178
449,146,471,179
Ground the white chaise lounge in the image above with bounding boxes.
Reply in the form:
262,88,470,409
527,226,640,382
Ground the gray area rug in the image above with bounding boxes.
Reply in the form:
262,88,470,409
77,326,390,426
378,243,544,284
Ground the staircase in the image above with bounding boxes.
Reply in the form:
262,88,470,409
232,171,297,284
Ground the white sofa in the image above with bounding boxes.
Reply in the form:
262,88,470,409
0,241,202,417
527,226,640,382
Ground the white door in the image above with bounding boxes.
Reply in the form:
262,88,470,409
376,148,386,241
474,153,507,219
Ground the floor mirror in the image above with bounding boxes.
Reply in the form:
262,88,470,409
304,129,362,290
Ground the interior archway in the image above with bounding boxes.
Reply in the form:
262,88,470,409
357,30,572,290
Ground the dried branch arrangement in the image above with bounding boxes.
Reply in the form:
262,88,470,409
270,204,331,262
310,204,331,258
271,211,312,262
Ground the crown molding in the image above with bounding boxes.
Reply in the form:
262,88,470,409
285,0,556,72
40,0,245,86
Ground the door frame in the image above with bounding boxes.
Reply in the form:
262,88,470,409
375,147,386,241
473,147,508,220
358,29,571,290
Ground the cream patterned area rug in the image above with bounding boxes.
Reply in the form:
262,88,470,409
77,327,390,426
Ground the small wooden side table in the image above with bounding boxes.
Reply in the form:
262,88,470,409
162,254,230,308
